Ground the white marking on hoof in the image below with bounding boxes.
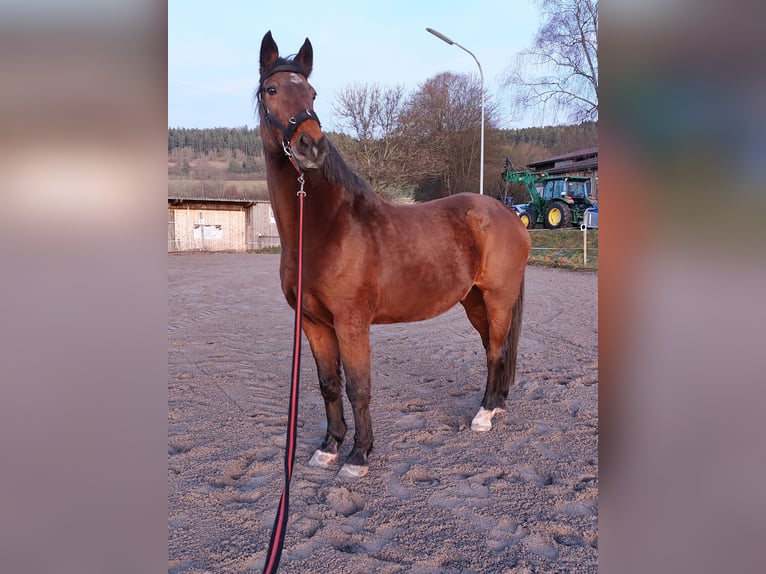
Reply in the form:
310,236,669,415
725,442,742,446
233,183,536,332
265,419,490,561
470,407,505,432
338,464,369,478
308,450,338,468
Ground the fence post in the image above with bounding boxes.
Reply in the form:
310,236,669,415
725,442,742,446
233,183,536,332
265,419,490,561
583,221,588,266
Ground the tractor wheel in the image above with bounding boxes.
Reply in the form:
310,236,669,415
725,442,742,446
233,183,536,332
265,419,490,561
544,202,572,229
527,205,537,229
519,211,532,229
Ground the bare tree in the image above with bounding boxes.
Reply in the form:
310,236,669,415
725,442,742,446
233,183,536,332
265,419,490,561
331,83,409,193
503,0,598,123
398,72,499,198
332,74,501,199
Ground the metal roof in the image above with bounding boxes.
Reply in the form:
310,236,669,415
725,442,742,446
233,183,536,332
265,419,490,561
527,146,598,169
539,157,599,175
168,196,269,207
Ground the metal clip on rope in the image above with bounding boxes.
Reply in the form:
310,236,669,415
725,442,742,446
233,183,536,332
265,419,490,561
297,174,306,196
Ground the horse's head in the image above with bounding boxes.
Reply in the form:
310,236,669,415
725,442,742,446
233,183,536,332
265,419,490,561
257,31,328,170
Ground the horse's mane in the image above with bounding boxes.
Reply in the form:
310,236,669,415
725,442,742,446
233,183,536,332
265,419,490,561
256,59,375,200
320,137,376,198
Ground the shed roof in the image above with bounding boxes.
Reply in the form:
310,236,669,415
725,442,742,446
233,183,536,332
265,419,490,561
540,157,599,175
168,196,271,207
527,146,598,169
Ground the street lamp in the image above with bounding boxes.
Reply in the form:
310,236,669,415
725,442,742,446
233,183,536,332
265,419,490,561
426,27,485,195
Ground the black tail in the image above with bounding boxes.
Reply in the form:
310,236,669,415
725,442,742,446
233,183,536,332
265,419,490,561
503,274,524,390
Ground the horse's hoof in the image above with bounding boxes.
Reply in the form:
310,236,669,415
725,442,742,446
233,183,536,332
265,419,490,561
338,463,369,478
470,407,504,432
308,450,339,468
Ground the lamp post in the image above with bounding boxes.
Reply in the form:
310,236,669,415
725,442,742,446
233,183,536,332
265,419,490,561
426,27,484,195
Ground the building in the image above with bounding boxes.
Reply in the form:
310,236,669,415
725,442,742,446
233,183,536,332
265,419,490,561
167,197,280,252
527,146,598,196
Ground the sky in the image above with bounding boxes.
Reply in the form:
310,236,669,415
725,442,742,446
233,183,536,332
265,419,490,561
168,0,545,132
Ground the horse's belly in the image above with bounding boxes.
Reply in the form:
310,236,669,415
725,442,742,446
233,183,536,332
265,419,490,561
372,281,468,324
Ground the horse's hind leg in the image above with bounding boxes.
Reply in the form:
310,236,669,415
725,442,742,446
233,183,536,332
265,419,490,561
461,286,490,349
303,320,346,468
463,280,524,432
460,287,501,431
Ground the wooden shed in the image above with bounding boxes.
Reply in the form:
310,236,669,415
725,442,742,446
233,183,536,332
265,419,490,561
167,198,280,252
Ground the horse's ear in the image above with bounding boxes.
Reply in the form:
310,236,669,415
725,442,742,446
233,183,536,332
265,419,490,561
295,38,313,78
259,31,279,77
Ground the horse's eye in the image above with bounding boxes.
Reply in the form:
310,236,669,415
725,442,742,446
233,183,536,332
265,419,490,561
266,86,277,96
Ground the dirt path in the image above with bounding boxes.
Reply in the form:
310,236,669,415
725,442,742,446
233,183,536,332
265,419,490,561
168,253,598,573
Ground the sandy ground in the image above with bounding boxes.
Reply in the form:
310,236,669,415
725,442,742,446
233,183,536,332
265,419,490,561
168,253,598,573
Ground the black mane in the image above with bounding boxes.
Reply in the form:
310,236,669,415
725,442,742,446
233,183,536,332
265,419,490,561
320,137,375,198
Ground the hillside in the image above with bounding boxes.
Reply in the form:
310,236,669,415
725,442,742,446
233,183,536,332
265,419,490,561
168,122,597,201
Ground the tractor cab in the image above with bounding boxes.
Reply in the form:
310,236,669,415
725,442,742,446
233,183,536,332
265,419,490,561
542,176,596,206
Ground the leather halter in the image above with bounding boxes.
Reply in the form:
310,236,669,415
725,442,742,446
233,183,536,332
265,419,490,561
257,61,322,158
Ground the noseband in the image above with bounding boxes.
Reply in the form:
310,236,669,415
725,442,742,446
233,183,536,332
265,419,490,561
258,62,322,158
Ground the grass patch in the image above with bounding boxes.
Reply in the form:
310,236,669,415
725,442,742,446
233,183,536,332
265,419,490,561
250,246,281,254
168,179,269,200
528,228,598,270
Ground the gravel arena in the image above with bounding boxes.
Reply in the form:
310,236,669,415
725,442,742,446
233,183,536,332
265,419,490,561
168,253,598,573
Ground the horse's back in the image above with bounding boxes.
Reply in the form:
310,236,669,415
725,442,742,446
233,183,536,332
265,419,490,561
374,192,529,272
361,193,528,323
406,192,530,260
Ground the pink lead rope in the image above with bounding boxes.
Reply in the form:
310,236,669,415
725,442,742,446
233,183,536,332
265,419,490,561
262,160,306,574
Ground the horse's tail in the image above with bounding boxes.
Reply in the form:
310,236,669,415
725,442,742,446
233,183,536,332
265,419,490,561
503,274,524,390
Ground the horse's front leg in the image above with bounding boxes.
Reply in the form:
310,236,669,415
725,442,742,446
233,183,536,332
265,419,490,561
302,320,346,468
335,322,373,478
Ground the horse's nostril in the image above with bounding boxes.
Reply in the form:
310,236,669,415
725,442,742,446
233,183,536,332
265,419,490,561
291,133,327,169
296,134,312,152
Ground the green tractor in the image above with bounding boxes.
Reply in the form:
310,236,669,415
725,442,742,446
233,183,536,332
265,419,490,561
501,158,597,229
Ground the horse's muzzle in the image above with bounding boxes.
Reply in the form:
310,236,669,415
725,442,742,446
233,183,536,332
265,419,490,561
291,133,328,170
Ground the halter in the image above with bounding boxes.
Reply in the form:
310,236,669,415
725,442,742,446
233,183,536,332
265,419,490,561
257,61,322,161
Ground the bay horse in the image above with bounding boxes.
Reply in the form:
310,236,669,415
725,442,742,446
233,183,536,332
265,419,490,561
257,31,530,478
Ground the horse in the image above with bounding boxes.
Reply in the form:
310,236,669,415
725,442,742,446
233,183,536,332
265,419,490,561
256,31,530,478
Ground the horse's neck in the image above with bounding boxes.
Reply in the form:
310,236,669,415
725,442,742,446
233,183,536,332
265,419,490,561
265,156,301,249
265,151,346,251
263,135,387,256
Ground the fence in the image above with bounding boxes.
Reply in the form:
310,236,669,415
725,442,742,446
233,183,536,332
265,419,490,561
528,217,598,269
